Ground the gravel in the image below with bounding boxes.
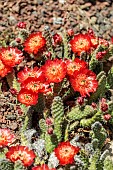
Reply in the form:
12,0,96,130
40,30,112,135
0,0,113,40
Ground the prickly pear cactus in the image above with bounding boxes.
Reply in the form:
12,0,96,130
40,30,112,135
80,111,103,127
67,105,97,121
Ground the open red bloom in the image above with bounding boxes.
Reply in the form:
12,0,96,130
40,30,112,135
65,58,87,76
0,59,12,77
32,164,56,170
24,32,46,54
54,141,80,165
17,66,44,83
17,89,38,106
0,128,15,147
70,33,91,56
43,59,66,83
6,145,36,167
21,77,50,93
0,47,23,67
70,69,98,97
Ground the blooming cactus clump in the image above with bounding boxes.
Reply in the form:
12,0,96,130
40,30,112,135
0,21,113,170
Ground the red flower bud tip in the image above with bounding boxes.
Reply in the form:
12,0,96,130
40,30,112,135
101,98,106,103
104,114,111,121
88,28,94,36
47,127,53,135
91,102,97,109
96,51,106,60
46,52,52,59
77,97,84,105
16,106,23,114
9,88,18,95
15,38,21,43
53,33,62,46
17,22,26,29
101,103,108,112
111,37,113,43
67,29,74,36
45,118,53,126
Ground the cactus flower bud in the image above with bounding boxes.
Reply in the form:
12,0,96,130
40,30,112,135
47,127,53,135
103,114,111,121
17,22,26,29
53,33,62,46
67,29,74,36
77,97,84,105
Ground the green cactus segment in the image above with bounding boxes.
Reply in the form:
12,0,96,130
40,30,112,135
67,105,96,122
14,160,26,170
88,122,108,170
89,151,105,170
80,111,103,127
106,66,113,89
60,31,70,59
69,121,79,132
32,93,45,116
0,159,14,170
89,55,98,71
13,76,21,92
44,26,56,59
89,71,107,103
39,119,47,137
51,96,64,142
104,158,113,170
20,105,32,146
45,134,58,153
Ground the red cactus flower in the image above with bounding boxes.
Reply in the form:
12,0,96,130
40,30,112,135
24,32,46,54
0,47,24,67
17,89,38,106
17,22,26,29
21,77,50,93
103,114,111,121
43,59,67,83
0,59,12,77
65,58,87,76
53,33,62,46
0,128,15,147
17,66,44,83
32,164,56,170
6,145,36,167
70,69,98,97
70,33,91,56
54,141,80,165
90,36,99,48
